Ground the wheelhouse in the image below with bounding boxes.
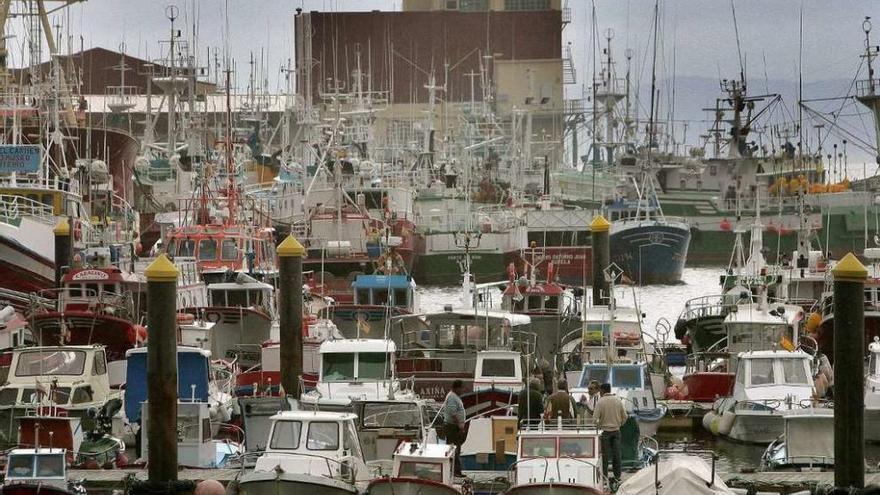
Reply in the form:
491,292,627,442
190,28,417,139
351,274,415,309
514,421,602,487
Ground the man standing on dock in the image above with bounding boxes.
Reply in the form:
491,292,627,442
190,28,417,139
594,382,627,488
443,380,467,476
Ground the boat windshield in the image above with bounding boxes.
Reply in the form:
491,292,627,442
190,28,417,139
611,365,643,389
750,359,775,386
15,350,86,377
521,437,557,458
322,353,355,381
398,461,443,482
358,352,392,380
361,402,423,429
480,358,516,378
781,358,810,385
270,420,302,450
578,366,609,387
307,421,339,451
6,454,64,479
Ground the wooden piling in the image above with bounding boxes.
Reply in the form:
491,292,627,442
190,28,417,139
144,254,180,484
277,235,305,397
831,252,867,489
590,215,611,306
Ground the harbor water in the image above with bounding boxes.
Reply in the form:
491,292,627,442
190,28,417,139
417,267,880,472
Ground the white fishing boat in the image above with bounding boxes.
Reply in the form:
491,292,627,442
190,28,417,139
366,441,464,495
300,338,416,412
760,408,834,471
235,411,370,495
704,350,816,444
501,420,605,495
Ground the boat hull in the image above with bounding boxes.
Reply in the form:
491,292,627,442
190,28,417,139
0,234,54,301
867,408,880,443
237,472,358,495
723,411,784,444
504,482,603,495
682,372,734,403
815,316,880,363
414,252,507,285
609,222,691,284
367,478,461,495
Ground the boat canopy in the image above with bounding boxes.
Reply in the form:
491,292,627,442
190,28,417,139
616,454,729,494
124,346,211,422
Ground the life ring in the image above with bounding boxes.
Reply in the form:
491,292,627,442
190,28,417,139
72,219,83,242
205,311,222,323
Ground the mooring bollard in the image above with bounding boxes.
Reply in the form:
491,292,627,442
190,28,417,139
144,254,180,484
590,214,611,306
53,218,71,287
277,234,305,397
832,252,866,489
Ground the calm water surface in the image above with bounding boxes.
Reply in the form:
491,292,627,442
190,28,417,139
415,267,880,472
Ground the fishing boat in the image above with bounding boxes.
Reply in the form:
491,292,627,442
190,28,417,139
703,350,816,444
353,398,440,463
501,420,606,495
519,200,595,287
235,411,370,495
867,337,880,443
760,408,834,471
496,250,581,364
0,346,120,450
606,172,691,285
2,448,85,495
182,273,277,366
321,274,419,339
366,441,464,495
299,338,416,412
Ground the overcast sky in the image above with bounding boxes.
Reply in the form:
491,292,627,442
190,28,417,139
7,0,875,92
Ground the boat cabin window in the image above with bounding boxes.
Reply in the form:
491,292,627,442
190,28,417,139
323,353,355,381
612,366,643,389
358,352,392,380
394,288,409,307
165,239,176,256
71,386,93,405
15,350,86,377
544,296,559,311
198,239,217,261
374,289,389,306
307,421,339,451
361,402,423,428
578,366,609,387
433,322,508,350
750,359,775,386
270,420,302,450
398,462,443,482
559,437,596,458
68,283,82,298
356,288,370,304
49,387,71,404
7,454,64,479
221,239,239,261
521,437,557,458
86,283,99,297
480,358,516,378
0,388,17,405
782,359,810,385
93,352,107,376
178,239,196,257
728,323,791,352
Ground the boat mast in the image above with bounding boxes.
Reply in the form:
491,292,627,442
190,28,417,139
646,0,659,149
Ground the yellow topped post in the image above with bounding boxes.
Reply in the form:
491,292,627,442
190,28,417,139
278,234,304,397
831,252,868,281
144,253,180,281
831,251,867,489
589,214,611,233
277,234,306,257
53,218,70,236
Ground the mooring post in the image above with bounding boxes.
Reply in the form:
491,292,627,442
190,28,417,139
53,218,71,287
832,252,866,489
144,254,180,484
277,234,305,397
590,214,611,306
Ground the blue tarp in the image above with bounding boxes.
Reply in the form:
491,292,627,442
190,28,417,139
124,349,211,423
351,274,411,289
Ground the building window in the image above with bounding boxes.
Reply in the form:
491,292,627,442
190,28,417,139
446,0,458,9
505,0,550,10
460,0,488,10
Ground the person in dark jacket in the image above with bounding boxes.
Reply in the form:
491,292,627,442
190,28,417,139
517,377,544,425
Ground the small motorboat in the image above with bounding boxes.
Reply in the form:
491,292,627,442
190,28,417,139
2,448,85,495
366,441,466,495
760,408,834,471
616,451,729,495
